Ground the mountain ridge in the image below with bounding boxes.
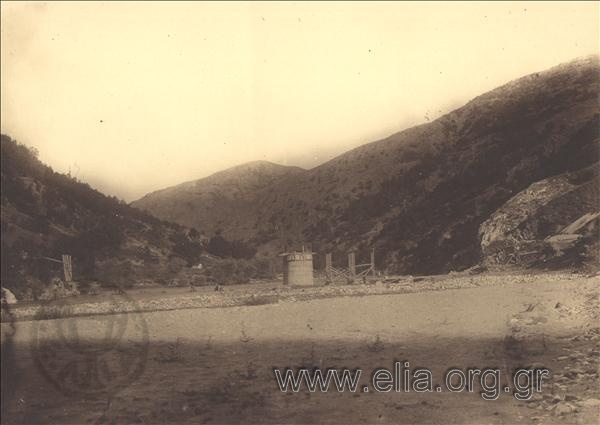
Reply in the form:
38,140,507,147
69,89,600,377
134,55,600,273
132,159,305,234
137,160,305,199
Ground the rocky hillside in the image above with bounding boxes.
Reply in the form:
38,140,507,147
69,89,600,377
1,135,203,298
480,164,599,269
134,56,600,274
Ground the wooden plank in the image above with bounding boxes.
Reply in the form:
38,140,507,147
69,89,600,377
356,267,374,278
39,256,63,264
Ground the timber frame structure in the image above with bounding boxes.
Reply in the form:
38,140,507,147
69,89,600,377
325,249,375,284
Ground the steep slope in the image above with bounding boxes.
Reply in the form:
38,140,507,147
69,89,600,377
135,56,600,274
1,135,203,298
132,161,305,236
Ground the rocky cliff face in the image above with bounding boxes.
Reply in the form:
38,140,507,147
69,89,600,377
479,165,599,269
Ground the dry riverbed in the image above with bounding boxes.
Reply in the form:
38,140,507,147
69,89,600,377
1,272,599,424
2,272,592,322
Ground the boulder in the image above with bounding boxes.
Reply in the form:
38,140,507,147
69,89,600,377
0,287,17,304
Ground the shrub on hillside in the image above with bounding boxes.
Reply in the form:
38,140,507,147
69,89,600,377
38,278,80,301
170,233,203,266
207,233,256,259
204,257,277,285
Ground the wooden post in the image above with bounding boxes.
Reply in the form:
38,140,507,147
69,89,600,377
62,254,73,282
325,253,332,283
282,254,289,285
370,249,375,277
348,252,356,282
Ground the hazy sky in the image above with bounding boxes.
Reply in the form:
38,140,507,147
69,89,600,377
1,2,598,201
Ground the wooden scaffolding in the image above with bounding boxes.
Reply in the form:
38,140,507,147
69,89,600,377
325,249,375,284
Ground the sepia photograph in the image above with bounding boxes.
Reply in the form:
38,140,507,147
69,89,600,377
1,1,599,424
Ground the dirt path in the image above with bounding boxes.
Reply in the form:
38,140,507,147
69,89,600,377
1,274,598,424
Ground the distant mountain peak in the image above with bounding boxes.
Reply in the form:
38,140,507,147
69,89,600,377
208,159,305,176
131,159,306,235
